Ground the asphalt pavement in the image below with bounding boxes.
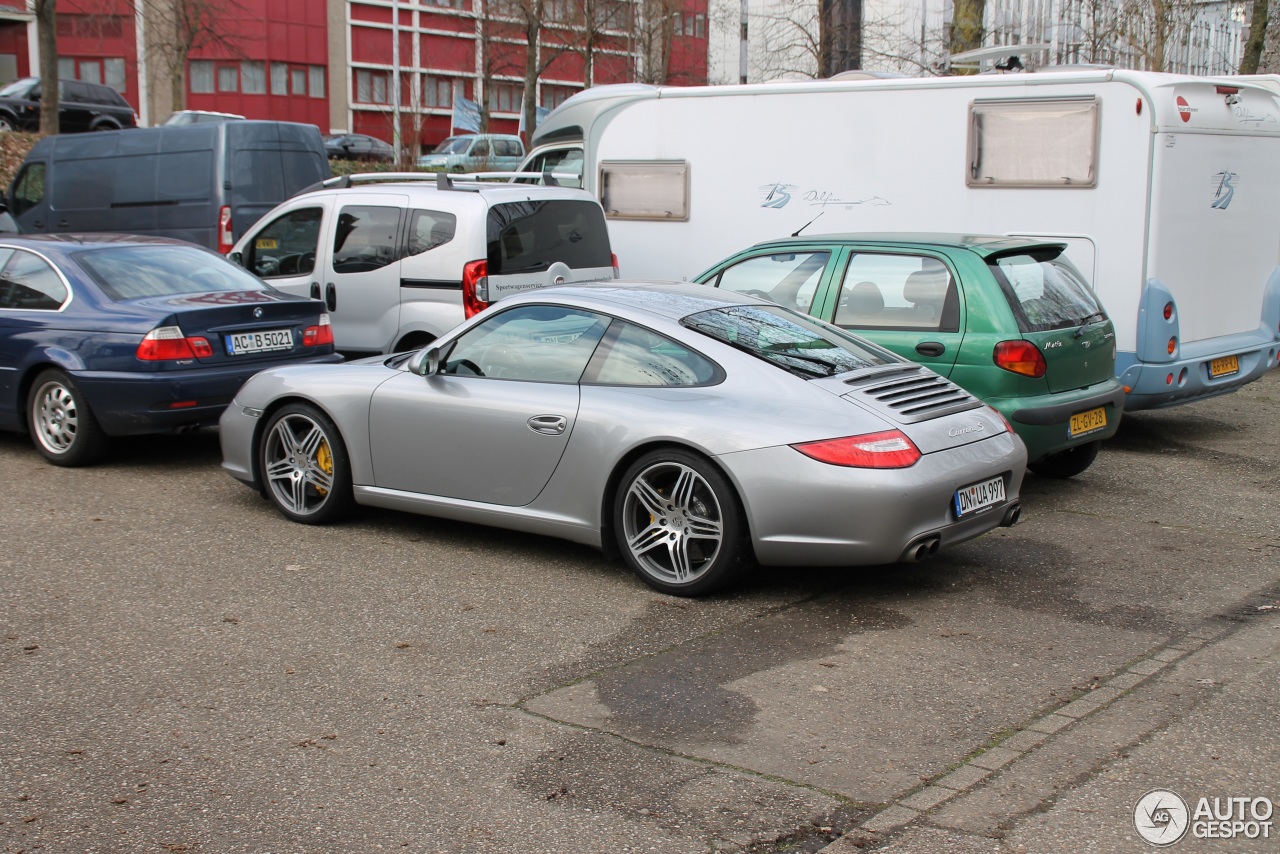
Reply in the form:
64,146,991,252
1,369,1278,853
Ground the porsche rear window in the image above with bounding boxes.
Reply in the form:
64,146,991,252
683,304,895,379
76,245,272,300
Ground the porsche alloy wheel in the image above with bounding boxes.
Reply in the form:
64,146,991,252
260,403,353,524
615,449,747,596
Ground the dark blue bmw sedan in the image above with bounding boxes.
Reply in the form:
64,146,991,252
0,234,341,466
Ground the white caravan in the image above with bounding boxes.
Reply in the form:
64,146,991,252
516,71,1280,411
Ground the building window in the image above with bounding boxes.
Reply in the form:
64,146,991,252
487,81,520,113
241,61,266,94
190,60,215,93
539,85,577,110
79,62,102,84
425,0,465,7
271,62,288,95
57,57,74,80
356,69,390,104
423,76,453,108
104,58,125,92
680,13,706,37
291,68,307,96
309,65,325,98
217,65,238,93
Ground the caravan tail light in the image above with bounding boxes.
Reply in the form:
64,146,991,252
136,326,212,361
1163,302,1174,321
791,430,921,469
611,252,620,279
462,260,489,318
1167,337,1177,355
217,206,234,254
993,340,1046,378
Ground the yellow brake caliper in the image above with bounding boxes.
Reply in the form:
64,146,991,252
315,439,333,495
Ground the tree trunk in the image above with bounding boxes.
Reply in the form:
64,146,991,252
522,15,541,142
35,0,59,134
819,0,862,76
170,47,189,112
949,0,984,73
1239,0,1270,74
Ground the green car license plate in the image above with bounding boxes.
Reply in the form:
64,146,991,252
1068,406,1107,438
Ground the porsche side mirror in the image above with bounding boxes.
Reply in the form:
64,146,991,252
410,346,440,376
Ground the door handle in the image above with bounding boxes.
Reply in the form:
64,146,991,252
57,220,69,229
309,282,321,300
916,341,946,357
527,415,567,435
325,283,337,311
33,221,44,230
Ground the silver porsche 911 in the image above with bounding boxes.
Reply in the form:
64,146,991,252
220,282,1027,595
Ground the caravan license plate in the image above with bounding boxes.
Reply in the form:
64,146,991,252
1208,355,1239,378
953,476,1005,518
227,329,293,355
1068,406,1108,438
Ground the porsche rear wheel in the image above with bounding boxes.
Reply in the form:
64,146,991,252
615,449,748,596
260,403,354,524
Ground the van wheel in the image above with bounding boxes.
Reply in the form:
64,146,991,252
394,333,435,353
0,116,14,132
1029,441,1100,479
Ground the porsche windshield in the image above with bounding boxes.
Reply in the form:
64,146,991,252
682,304,895,378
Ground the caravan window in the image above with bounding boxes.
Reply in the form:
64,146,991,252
599,160,689,221
968,98,1099,188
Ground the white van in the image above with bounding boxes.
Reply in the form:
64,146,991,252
230,174,617,355
516,71,1280,411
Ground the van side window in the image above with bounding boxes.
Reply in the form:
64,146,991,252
247,207,323,278
10,163,45,216
834,254,960,333
0,250,68,311
332,205,402,273
406,210,457,256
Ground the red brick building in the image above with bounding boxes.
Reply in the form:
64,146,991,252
0,0,709,152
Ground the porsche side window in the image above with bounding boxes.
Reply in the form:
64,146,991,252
442,305,610,382
585,320,721,387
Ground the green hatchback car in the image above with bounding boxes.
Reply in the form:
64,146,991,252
695,234,1125,478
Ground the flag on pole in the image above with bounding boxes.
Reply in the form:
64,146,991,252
451,94,481,133
517,96,551,135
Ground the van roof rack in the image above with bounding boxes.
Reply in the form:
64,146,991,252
293,169,577,197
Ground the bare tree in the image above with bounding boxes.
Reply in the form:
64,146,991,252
819,0,862,76
948,0,984,66
34,0,59,134
138,0,250,112
1239,0,1271,73
633,0,681,83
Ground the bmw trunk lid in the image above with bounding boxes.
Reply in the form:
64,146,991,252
131,289,329,365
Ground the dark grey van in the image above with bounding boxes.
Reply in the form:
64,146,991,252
6,121,330,252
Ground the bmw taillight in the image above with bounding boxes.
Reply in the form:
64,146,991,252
217,206,234,254
462,259,489,318
791,430,921,468
993,340,1047,378
137,326,212,361
303,314,334,347
611,252,620,279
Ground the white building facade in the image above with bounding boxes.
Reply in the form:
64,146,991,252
708,0,1249,83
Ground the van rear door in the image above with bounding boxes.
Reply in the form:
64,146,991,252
484,199,613,301
320,193,410,353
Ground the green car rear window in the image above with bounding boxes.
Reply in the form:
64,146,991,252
683,304,895,379
989,249,1103,333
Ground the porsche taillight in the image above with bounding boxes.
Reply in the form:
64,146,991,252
791,430,921,468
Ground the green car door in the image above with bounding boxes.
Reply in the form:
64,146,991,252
812,247,967,376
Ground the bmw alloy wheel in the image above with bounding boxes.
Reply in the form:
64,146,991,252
28,370,107,466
